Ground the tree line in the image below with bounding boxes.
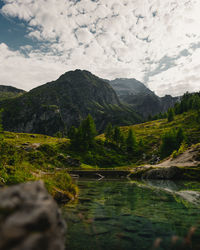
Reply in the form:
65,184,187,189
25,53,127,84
149,92,200,122
68,114,142,156
67,114,186,161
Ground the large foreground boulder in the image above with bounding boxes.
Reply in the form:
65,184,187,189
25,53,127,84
0,181,66,250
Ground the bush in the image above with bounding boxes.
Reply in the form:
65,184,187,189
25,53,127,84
160,128,185,158
38,144,57,156
0,164,36,185
43,171,78,198
27,150,45,165
171,142,188,159
167,108,175,122
0,142,22,166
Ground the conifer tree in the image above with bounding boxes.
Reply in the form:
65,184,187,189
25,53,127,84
119,133,126,149
113,126,121,146
0,109,4,141
176,127,185,147
126,128,137,153
80,114,97,150
167,108,175,122
68,126,79,149
160,127,185,158
68,114,97,151
105,122,114,143
160,129,177,158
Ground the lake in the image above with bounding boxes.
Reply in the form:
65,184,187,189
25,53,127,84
62,179,200,250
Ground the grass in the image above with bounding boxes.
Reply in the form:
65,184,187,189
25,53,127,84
0,110,200,195
0,134,77,202
4,131,68,145
97,110,200,163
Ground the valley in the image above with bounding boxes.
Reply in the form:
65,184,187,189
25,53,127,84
0,70,200,250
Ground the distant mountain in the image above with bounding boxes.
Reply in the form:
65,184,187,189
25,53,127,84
0,70,142,135
109,78,153,96
0,85,25,101
109,78,179,118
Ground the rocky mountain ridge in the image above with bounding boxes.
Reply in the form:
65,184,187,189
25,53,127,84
0,85,26,101
0,70,142,135
109,78,179,118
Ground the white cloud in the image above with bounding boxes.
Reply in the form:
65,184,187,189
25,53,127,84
148,47,200,96
75,28,93,44
0,43,67,90
0,0,200,95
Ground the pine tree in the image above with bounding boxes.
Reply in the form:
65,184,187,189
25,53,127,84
138,138,144,155
176,127,185,148
68,126,79,149
0,109,4,141
68,115,97,151
126,128,137,153
167,108,175,122
119,133,126,149
105,122,114,143
160,129,177,158
79,114,97,150
113,126,121,146
197,110,200,123
192,94,200,110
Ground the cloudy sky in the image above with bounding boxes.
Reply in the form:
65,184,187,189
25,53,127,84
0,0,200,96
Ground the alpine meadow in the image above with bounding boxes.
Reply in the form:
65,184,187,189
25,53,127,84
0,1,200,250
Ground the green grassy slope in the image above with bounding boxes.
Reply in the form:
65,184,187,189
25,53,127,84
1,110,199,192
98,110,200,163
128,110,200,154
0,132,78,201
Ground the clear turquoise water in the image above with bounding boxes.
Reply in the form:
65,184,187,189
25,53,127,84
62,180,200,250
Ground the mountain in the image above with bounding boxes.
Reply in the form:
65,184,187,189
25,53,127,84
109,78,179,118
0,85,25,101
0,70,142,135
109,78,153,96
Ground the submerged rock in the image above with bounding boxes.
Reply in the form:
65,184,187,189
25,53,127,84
0,181,66,250
176,190,200,205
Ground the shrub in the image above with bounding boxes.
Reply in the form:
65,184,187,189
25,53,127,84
38,144,57,156
126,128,137,154
167,108,175,122
27,150,45,165
171,142,188,159
160,128,185,158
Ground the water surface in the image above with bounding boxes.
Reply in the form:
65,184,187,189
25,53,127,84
62,179,200,250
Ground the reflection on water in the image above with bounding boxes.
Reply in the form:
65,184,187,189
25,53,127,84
62,180,200,250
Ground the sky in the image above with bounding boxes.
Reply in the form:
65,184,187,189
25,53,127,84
0,0,200,96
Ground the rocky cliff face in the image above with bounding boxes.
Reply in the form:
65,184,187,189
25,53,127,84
109,78,179,118
1,70,142,135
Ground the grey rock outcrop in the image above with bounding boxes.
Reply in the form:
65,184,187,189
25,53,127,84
143,166,181,180
0,181,66,250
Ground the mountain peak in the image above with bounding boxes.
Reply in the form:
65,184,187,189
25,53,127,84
109,78,152,96
0,85,26,101
0,85,25,93
109,78,178,118
1,70,142,135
